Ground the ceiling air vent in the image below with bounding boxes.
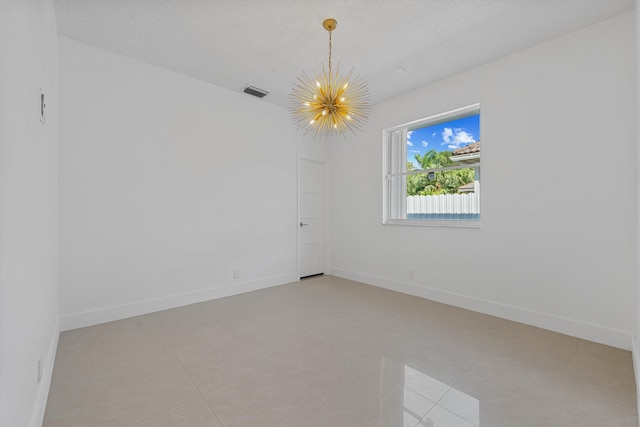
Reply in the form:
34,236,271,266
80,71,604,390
242,85,269,98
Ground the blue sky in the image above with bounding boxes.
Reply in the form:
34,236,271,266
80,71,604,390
407,114,480,167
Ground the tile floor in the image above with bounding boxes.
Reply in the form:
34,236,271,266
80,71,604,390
44,275,638,427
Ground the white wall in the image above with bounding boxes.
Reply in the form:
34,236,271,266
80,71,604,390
58,38,327,330
0,1,60,426
329,12,636,350
634,0,640,416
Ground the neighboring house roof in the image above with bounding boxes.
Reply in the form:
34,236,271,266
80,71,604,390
452,141,480,156
458,182,476,193
451,141,480,164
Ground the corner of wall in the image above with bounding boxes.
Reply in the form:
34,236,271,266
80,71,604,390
60,273,299,331
633,334,640,422
635,0,640,421
29,318,60,427
332,267,633,350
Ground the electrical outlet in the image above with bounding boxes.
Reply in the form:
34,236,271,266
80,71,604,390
408,269,415,280
37,356,43,383
233,268,240,278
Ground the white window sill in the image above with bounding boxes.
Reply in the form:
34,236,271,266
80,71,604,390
382,219,481,229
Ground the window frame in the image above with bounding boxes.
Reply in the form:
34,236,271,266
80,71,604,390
382,103,481,228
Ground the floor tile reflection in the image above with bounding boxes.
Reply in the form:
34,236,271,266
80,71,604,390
44,275,637,426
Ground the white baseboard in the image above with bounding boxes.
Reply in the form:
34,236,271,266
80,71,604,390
331,267,632,350
60,273,299,331
30,317,60,427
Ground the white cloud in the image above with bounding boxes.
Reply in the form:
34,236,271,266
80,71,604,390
441,127,476,150
432,132,436,138
449,131,475,149
407,140,413,146
422,141,428,147
409,149,421,154
441,128,453,144
407,130,414,140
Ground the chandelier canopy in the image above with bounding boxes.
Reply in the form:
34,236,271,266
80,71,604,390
290,18,370,138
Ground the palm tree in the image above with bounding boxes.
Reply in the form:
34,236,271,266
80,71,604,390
409,149,474,195
414,150,454,170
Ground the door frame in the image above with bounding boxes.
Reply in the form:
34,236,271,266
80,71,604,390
297,156,330,279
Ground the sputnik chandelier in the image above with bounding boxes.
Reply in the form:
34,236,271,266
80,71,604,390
290,18,370,138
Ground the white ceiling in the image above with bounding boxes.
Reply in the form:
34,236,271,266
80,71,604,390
54,0,634,109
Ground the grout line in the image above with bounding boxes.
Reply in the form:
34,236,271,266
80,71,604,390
159,327,225,427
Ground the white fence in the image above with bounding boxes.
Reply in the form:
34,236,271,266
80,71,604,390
407,193,480,214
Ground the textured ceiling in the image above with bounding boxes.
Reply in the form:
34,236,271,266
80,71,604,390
54,0,634,108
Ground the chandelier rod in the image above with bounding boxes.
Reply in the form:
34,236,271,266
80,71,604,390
328,28,332,74
323,18,337,74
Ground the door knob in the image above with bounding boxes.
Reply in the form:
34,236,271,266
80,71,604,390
300,222,309,227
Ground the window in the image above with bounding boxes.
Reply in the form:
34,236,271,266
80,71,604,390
383,104,480,227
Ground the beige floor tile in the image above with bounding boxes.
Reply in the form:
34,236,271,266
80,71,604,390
313,358,440,426
384,353,466,402
187,352,285,392
44,275,637,427
200,369,316,427
264,345,365,385
558,358,638,427
468,350,574,396
575,339,633,366
448,371,563,427
437,384,481,425
272,400,356,427
130,397,222,427
90,371,205,426
557,400,638,427
42,407,93,427
403,388,438,423
418,405,478,427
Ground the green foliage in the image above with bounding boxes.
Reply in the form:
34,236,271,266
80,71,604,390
415,150,455,169
407,149,475,196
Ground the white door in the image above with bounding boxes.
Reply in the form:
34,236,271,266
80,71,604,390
299,159,324,278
